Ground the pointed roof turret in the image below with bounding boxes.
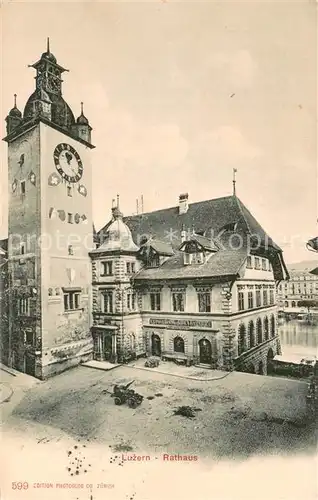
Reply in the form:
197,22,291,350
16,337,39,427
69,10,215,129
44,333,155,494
8,94,22,118
76,101,89,125
40,37,57,64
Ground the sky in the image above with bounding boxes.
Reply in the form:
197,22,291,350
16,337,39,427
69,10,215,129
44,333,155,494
1,0,317,264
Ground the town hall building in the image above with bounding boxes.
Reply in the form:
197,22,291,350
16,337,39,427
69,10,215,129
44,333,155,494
91,193,290,375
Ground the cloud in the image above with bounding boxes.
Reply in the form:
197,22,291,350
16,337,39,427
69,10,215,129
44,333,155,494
191,126,261,167
209,50,256,88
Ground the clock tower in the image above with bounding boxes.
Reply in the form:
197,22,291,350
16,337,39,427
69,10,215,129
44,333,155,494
3,40,95,379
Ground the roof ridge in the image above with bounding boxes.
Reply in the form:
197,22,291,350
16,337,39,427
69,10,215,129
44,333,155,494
123,195,235,219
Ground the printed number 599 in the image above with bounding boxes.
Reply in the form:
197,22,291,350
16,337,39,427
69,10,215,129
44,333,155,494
12,482,29,490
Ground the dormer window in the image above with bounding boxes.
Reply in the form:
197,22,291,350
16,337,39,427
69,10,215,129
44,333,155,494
179,233,217,266
148,254,160,268
246,256,252,268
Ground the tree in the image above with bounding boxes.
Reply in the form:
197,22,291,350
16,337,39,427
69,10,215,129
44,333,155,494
298,299,318,313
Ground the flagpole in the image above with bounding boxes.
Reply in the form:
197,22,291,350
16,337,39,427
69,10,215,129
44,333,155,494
233,168,237,196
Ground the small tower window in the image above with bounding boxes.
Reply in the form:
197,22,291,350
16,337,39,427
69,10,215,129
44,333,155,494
21,180,26,195
67,186,72,197
68,213,73,224
68,245,74,255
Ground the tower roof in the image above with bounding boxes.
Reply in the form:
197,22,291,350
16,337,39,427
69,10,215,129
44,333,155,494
8,94,22,118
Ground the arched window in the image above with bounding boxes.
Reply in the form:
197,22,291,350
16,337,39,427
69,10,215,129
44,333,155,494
264,317,269,341
174,336,185,353
271,315,275,337
248,321,255,348
257,318,262,344
238,324,246,355
291,301,296,308
130,333,136,351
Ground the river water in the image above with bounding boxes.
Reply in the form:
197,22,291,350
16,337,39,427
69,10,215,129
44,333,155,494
278,318,318,358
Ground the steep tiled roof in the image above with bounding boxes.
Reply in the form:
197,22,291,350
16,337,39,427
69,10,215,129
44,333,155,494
134,249,246,282
97,195,287,281
99,195,280,251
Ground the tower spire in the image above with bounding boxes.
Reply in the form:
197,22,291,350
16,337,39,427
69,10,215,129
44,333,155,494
47,37,50,53
233,168,237,196
80,101,84,115
13,94,17,108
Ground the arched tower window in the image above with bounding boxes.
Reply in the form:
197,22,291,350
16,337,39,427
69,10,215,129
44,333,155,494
174,336,185,353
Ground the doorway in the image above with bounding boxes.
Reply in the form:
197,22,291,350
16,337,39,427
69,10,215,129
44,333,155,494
199,338,212,364
103,334,113,361
151,334,161,356
24,354,35,376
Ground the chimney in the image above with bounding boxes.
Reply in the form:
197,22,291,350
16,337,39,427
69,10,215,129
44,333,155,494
179,193,189,215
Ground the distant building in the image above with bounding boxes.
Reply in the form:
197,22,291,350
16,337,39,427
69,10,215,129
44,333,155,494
277,268,318,312
91,193,289,375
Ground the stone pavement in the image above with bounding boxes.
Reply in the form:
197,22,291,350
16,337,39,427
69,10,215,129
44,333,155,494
126,358,232,381
81,357,231,381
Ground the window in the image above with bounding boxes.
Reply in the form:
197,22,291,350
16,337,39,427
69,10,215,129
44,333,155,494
184,253,191,265
20,242,26,255
172,291,185,312
102,291,113,313
264,317,269,341
256,290,261,307
174,336,185,353
192,252,204,264
101,261,113,276
150,292,161,311
198,292,211,312
63,291,80,311
263,290,268,306
248,321,255,348
24,330,34,345
127,292,136,311
126,262,136,274
148,254,160,268
254,257,260,270
269,290,274,305
248,291,254,309
238,324,246,355
246,256,252,268
67,186,72,197
18,298,30,315
271,315,275,337
68,245,74,255
238,292,245,311
68,213,73,224
257,318,262,344
21,180,26,195
262,259,267,271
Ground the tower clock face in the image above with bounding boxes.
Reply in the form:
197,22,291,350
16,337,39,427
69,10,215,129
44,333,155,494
53,143,83,183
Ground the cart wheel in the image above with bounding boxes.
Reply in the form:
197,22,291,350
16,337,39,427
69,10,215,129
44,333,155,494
128,399,138,409
114,397,122,405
